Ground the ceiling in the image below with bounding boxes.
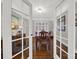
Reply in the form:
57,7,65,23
11,0,58,18
29,0,58,17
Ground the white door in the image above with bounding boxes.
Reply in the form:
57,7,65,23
2,0,32,59
54,0,76,59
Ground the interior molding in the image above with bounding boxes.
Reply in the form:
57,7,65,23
56,0,65,9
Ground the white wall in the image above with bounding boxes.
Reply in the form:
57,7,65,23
48,20,54,35
2,0,12,59
12,0,30,15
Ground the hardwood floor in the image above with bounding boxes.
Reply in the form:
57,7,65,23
32,37,53,59
33,50,51,59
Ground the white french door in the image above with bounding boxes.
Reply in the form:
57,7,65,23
2,0,32,59
54,0,76,59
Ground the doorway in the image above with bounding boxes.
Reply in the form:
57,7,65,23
32,20,54,59
1,0,76,59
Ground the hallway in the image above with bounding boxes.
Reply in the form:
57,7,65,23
1,0,77,59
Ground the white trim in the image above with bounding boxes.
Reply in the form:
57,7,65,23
56,35,68,46
60,8,62,59
12,38,22,42
55,55,60,59
61,48,68,54
23,0,32,7
56,45,68,54
67,0,75,59
12,51,22,58
23,47,29,52
22,14,24,59
12,8,30,17
3,0,12,59
53,6,57,59
56,35,68,41
12,8,30,20
12,36,29,42
29,20,32,59
12,47,29,58
56,0,65,9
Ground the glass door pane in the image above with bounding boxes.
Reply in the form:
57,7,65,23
23,18,29,59
11,0,31,59
56,16,61,58
60,12,68,59
56,12,68,59
11,10,22,59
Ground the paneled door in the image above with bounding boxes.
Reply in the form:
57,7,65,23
2,0,32,59
54,0,76,59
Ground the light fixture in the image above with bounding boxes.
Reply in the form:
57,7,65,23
35,7,46,13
